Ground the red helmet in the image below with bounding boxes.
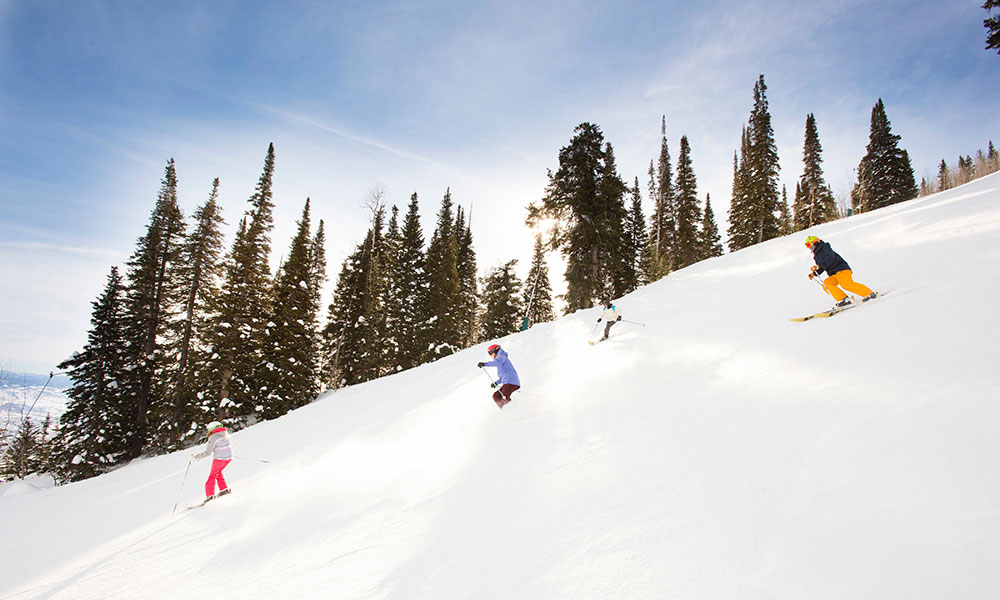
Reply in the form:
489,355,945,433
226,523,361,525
487,344,501,355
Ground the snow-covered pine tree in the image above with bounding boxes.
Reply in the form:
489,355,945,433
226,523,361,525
1,417,40,480
622,178,646,292
698,193,724,259
673,135,702,269
260,199,323,419
597,142,629,300
423,189,463,358
120,159,187,459
479,260,525,340
746,75,781,245
454,205,480,348
153,178,226,450
55,267,131,481
794,113,837,230
855,99,917,212
527,123,627,312
386,194,429,372
985,0,1000,53
779,185,793,236
205,144,277,426
648,116,676,278
523,235,556,328
727,129,754,251
322,206,388,387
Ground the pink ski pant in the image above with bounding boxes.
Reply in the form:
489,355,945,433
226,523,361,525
206,459,231,497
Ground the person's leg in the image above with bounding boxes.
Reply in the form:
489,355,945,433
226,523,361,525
602,321,613,340
205,459,230,497
822,274,847,301
833,270,873,297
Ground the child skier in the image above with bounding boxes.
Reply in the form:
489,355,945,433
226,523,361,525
193,420,233,501
477,344,521,409
596,300,622,341
805,236,877,307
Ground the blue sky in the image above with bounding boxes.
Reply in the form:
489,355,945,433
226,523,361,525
1,0,997,373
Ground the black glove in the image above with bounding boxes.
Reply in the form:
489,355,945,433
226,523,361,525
477,362,485,368
616,316,622,321
597,318,602,323
490,382,497,389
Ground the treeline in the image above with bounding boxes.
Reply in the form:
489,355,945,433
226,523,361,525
8,143,557,484
920,142,1000,196
5,74,957,484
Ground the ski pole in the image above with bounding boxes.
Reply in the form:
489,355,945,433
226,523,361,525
589,320,601,342
620,319,645,327
234,456,270,464
480,366,507,402
171,457,193,516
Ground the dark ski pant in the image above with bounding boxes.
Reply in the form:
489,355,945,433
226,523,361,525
494,384,520,409
602,320,618,340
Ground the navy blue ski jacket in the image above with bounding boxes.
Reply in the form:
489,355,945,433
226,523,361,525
811,240,851,277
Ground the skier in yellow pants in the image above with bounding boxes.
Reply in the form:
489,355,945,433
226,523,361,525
805,235,877,308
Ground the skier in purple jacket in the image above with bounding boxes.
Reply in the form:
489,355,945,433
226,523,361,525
477,344,520,409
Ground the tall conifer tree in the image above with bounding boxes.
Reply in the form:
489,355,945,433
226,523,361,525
424,189,463,357
673,135,702,269
527,122,627,312
622,177,647,292
55,267,130,480
206,144,277,425
648,116,676,277
856,99,917,211
794,114,837,229
698,194,724,259
387,194,428,371
153,179,226,448
260,199,323,419
523,235,556,328
121,159,186,458
454,205,480,348
479,260,524,340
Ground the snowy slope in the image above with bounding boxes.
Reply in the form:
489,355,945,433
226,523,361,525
2,173,1000,599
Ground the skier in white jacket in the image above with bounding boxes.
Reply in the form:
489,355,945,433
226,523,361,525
193,421,233,500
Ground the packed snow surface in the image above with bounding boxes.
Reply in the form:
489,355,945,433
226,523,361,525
2,174,1000,599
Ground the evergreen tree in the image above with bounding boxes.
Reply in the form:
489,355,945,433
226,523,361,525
727,130,752,250
597,142,629,299
55,267,131,481
778,185,793,236
621,177,647,292
938,159,951,191
985,0,1000,53
1,417,40,479
523,235,556,328
154,178,225,449
454,205,480,347
479,260,525,340
260,199,323,419
648,116,676,277
527,122,627,312
381,207,404,372
206,144,277,426
640,162,667,283
322,206,388,387
698,193,724,259
856,99,918,212
120,158,187,458
746,75,782,244
386,194,429,372
794,113,838,229
673,135,702,269
424,189,463,357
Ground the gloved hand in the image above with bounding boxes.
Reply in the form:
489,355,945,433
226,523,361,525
808,272,815,280
191,453,199,461
477,362,485,368
616,315,622,321
597,318,602,323
490,382,497,389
